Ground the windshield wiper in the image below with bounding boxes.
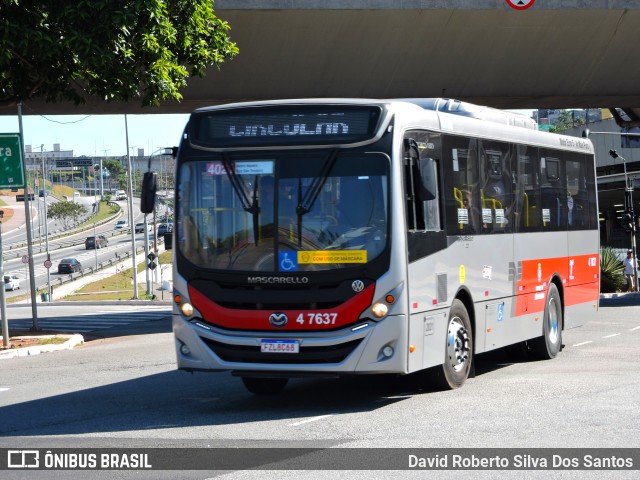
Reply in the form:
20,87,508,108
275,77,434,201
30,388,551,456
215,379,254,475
295,149,339,246
221,155,260,245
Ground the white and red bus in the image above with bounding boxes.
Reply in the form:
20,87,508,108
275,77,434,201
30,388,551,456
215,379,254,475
165,98,599,394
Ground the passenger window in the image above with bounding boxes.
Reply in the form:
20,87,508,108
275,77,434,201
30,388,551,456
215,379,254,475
540,152,566,231
478,140,513,233
443,136,479,235
514,146,540,232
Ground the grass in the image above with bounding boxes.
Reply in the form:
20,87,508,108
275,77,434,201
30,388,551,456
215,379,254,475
9,336,68,348
0,197,15,223
63,250,173,301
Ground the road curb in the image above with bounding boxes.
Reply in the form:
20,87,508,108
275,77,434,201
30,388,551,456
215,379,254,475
0,334,85,360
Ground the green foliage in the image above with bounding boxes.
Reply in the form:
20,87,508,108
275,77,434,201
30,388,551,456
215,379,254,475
600,246,625,293
102,159,127,190
47,199,88,230
549,110,585,132
0,0,238,108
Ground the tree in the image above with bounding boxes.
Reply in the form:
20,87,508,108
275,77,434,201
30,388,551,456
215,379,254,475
47,200,88,230
102,159,127,190
0,0,238,108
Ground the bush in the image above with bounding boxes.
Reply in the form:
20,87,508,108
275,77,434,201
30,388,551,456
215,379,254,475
600,246,625,293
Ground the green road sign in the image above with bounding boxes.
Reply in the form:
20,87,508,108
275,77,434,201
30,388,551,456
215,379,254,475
0,133,25,188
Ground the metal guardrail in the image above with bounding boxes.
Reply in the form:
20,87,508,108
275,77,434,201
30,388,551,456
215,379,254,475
3,206,123,258
34,245,150,293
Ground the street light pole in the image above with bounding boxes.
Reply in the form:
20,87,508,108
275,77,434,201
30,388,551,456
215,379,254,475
42,148,51,301
124,115,139,299
0,211,10,348
17,102,39,329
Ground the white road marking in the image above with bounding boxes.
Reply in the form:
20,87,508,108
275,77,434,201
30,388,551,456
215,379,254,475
572,341,593,347
289,415,333,426
0,388,10,392
603,333,621,339
630,326,640,332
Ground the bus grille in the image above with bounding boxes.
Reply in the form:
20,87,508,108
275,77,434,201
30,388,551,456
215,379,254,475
201,338,363,364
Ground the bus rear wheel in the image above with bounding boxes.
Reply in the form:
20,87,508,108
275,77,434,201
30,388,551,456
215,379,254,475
530,283,562,359
241,377,288,395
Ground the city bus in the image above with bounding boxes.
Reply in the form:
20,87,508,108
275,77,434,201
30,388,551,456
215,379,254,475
163,98,599,394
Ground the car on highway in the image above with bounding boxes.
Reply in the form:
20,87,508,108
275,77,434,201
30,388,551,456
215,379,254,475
85,235,109,249
135,222,152,234
58,258,82,274
157,222,173,235
4,274,21,291
115,190,128,201
115,219,129,230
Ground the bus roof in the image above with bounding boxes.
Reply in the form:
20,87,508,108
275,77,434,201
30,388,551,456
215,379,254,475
190,98,593,154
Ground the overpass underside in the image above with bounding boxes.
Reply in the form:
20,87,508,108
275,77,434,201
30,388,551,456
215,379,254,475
5,1,640,115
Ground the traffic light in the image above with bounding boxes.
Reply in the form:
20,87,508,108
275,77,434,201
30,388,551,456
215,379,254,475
621,211,635,232
140,171,157,214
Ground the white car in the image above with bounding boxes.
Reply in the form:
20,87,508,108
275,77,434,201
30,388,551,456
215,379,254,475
4,274,21,291
115,219,129,230
135,222,153,234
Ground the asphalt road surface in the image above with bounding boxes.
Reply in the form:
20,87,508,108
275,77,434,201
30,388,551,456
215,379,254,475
0,301,638,480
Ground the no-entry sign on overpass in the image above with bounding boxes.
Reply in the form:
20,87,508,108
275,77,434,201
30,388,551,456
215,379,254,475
0,133,25,188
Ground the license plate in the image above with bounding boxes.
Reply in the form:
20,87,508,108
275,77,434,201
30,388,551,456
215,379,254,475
260,339,299,354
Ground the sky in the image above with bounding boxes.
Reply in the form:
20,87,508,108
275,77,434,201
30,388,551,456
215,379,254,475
0,113,189,158
0,109,535,158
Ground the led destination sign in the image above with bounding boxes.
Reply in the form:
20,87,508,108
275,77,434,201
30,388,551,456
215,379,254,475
189,106,382,148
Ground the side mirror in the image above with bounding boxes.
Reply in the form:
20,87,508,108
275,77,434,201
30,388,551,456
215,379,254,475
140,172,157,214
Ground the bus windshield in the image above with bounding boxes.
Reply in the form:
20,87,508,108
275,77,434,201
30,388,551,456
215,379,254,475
177,151,389,272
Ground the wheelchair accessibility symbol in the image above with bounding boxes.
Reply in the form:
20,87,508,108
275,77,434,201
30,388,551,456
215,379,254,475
279,252,298,272
497,303,504,322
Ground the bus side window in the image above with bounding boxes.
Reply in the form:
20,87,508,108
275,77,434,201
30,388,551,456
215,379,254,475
566,157,584,229
539,154,566,231
514,146,541,232
443,136,479,235
479,141,512,233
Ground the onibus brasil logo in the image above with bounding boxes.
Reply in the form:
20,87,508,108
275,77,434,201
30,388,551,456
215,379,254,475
506,0,535,10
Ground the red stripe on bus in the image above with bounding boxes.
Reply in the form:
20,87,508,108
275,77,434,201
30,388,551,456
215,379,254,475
188,283,376,331
514,253,599,316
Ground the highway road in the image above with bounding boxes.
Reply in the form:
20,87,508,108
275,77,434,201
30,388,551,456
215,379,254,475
2,197,167,299
0,301,638,479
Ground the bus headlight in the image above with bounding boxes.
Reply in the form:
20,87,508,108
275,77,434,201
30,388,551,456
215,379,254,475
372,302,389,318
180,302,194,317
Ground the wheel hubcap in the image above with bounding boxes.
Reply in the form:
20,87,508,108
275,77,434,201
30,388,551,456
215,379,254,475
447,317,470,372
547,296,559,345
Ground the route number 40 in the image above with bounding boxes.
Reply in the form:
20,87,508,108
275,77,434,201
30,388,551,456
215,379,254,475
296,313,338,325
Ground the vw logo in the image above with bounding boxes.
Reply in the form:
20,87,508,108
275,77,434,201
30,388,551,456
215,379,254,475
352,280,365,292
269,312,288,327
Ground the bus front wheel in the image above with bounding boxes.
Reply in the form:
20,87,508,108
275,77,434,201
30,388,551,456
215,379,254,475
241,377,288,395
427,300,473,390
530,283,563,359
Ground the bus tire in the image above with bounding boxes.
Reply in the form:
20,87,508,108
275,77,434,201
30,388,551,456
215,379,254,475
530,283,562,359
241,377,288,395
430,299,473,390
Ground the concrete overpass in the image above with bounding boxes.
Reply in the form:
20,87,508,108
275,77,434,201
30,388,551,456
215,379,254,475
3,0,640,116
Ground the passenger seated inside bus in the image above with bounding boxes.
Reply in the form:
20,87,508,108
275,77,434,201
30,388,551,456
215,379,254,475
481,151,511,232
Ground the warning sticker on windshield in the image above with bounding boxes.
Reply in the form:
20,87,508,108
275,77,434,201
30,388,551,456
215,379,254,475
298,250,367,264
